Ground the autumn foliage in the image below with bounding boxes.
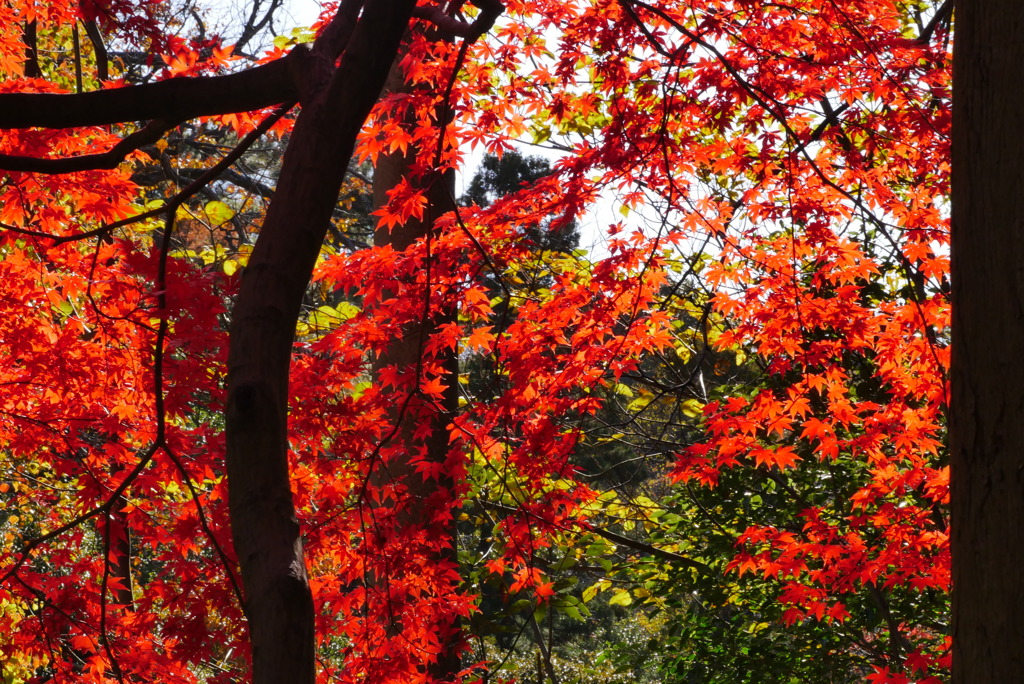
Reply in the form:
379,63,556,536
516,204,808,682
0,0,950,682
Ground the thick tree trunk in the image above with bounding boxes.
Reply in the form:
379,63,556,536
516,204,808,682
224,2,415,682
369,58,462,679
950,2,1024,681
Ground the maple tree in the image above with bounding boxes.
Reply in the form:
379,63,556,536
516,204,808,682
0,0,974,682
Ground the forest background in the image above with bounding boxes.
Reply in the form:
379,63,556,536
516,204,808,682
0,0,1001,682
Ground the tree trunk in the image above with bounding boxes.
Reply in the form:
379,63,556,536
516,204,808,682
102,495,134,609
950,2,1024,681
224,2,415,682
369,57,462,679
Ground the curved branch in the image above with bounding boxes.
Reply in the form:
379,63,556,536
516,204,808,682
918,0,953,45
413,0,504,40
234,0,286,56
0,101,294,245
0,119,176,173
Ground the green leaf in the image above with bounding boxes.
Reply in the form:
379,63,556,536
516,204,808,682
557,604,586,621
551,555,577,571
533,602,548,623
510,599,533,614
531,126,552,144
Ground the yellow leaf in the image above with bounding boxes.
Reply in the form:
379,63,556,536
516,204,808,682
609,590,633,607
681,398,704,418
204,201,234,226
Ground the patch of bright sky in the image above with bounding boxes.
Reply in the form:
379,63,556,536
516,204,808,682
238,0,948,270
268,0,674,262
282,0,322,32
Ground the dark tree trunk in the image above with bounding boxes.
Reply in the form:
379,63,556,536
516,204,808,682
951,2,1024,681
224,2,415,682
23,20,41,78
102,495,134,609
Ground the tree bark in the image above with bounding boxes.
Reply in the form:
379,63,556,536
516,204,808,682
950,2,1024,681
102,495,135,609
225,2,415,682
23,20,41,78
368,56,462,679
0,55,301,129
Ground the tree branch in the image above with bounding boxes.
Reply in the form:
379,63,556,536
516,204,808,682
412,0,504,40
482,500,711,572
82,20,109,81
0,102,293,245
0,50,304,130
918,0,953,45
0,119,177,173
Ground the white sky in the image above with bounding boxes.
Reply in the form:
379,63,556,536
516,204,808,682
269,0,619,258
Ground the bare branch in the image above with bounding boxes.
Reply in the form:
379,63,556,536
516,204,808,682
412,0,504,40
234,0,286,55
0,51,304,130
482,500,711,572
0,102,294,244
82,20,110,81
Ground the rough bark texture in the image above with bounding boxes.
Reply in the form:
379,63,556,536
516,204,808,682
369,58,462,678
225,2,415,682
950,2,1024,681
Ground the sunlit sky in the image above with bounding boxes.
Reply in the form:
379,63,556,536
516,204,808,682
256,0,620,257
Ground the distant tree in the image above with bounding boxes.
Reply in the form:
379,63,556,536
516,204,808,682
462,150,580,255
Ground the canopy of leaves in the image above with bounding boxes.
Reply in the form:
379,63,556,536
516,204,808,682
0,0,950,682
